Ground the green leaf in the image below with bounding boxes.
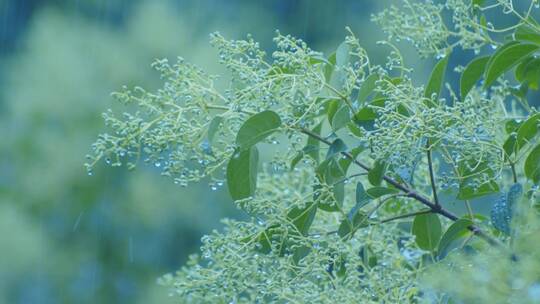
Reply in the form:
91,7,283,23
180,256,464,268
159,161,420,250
338,211,368,239
472,0,485,6
308,54,329,65
458,181,499,200
347,121,364,138
207,116,223,143
412,213,442,251
331,105,351,131
514,24,540,45
516,113,540,150
326,139,348,159
287,202,318,236
290,152,304,171
315,159,346,212
305,122,323,163
316,147,363,212
327,99,339,124
356,182,371,208
503,133,517,159
324,52,336,82
505,118,524,134
460,56,490,99
484,42,540,88
457,160,499,200
357,74,379,104
368,160,386,186
343,183,372,223
424,55,449,101
515,56,540,90
255,224,280,254
366,187,399,198
525,144,540,184
336,41,350,67
354,106,377,121
226,146,259,200
292,245,311,264
437,219,472,259
236,110,281,150
290,123,322,170
358,246,378,270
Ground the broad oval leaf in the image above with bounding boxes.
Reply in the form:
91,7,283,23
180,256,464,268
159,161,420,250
331,105,351,131
368,160,386,186
515,56,540,90
437,219,473,259
226,146,259,200
460,56,490,99
338,211,368,239
290,123,323,170
325,139,348,160
516,112,540,150
236,110,281,150
336,41,350,67
315,158,347,212
514,24,540,45
324,52,336,82
424,55,449,101
484,42,540,88
306,123,323,163
327,99,340,124
357,74,379,104
356,182,371,208
366,187,399,198
412,213,442,251
457,160,499,200
287,202,318,236
503,133,517,159
505,118,524,134
525,144,540,184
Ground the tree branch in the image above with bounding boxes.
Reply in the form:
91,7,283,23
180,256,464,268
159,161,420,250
298,127,505,249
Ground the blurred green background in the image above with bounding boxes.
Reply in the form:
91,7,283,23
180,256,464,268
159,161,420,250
0,0,512,303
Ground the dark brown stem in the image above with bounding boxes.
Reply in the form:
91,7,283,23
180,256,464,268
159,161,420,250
510,162,518,183
299,127,505,249
426,139,440,206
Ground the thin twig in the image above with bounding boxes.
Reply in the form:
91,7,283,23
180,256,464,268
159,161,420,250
426,139,440,206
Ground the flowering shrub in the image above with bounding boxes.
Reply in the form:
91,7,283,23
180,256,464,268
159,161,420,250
88,0,540,302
